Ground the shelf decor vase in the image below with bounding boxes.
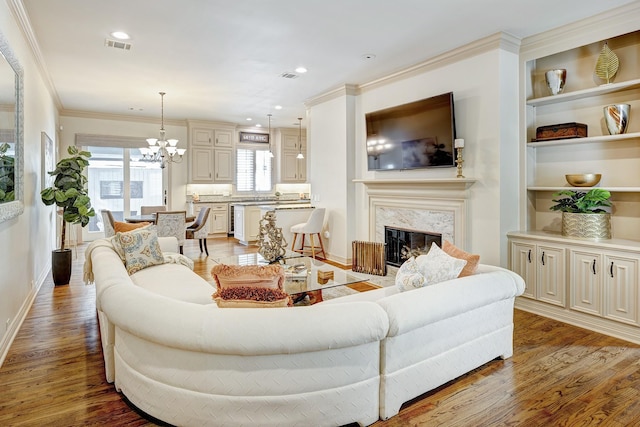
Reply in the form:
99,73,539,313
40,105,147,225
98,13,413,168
562,212,611,240
545,69,566,95
603,104,630,135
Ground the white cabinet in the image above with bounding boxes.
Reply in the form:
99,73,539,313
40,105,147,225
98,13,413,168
510,239,565,306
194,203,228,235
233,205,262,245
188,121,235,183
278,128,307,182
209,203,228,234
519,29,640,241
508,232,640,343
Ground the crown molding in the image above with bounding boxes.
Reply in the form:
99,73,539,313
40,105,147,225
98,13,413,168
8,0,63,110
520,2,640,60
305,84,359,108
60,108,187,127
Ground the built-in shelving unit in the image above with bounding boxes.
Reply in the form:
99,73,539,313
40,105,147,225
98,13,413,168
509,12,640,343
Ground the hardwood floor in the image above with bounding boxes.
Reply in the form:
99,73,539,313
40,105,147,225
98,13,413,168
2,238,640,426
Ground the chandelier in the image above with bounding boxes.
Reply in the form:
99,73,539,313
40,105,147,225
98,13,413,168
140,92,185,168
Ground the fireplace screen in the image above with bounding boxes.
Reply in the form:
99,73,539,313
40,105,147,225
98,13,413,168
385,226,442,267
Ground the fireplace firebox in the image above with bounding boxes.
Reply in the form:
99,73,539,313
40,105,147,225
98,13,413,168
384,226,442,267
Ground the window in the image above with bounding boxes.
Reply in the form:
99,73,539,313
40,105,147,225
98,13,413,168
236,147,272,192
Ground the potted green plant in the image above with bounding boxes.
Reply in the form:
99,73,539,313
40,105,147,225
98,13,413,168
550,188,612,239
41,146,95,285
0,142,14,203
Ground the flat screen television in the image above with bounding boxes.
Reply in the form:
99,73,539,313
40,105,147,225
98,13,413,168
366,92,456,171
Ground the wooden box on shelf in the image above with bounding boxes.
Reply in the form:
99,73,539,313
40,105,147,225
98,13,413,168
532,122,587,142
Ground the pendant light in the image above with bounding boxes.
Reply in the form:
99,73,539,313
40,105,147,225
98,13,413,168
296,117,304,159
267,114,274,158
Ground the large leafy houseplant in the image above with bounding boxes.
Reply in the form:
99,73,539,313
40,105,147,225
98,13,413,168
550,188,612,239
0,142,14,203
550,188,612,213
41,146,95,251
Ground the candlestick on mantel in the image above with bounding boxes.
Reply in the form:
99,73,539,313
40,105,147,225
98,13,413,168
454,138,465,178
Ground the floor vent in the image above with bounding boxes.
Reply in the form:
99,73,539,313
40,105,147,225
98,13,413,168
104,39,132,51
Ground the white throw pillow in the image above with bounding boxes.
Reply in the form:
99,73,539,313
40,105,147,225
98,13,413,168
395,257,426,292
414,243,467,286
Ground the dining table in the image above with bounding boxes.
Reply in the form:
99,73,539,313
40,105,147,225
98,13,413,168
125,214,196,224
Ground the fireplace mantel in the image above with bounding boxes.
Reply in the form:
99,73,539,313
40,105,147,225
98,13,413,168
353,178,476,199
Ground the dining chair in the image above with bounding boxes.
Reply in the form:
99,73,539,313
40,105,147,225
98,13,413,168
186,207,211,255
100,209,116,238
140,205,167,215
155,210,186,254
290,208,326,259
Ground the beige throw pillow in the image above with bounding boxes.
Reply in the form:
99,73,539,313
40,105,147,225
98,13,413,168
414,243,467,286
442,240,480,277
117,228,165,275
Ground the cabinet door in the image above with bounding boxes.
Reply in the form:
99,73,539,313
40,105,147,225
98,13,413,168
214,129,233,147
192,128,213,147
211,210,228,234
234,207,244,241
604,254,639,325
537,245,566,307
570,249,602,316
191,147,213,182
282,134,299,150
213,149,233,182
297,154,307,181
282,151,300,181
510,241,536,299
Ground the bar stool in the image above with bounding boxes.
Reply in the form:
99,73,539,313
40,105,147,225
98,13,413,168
290,208,326,259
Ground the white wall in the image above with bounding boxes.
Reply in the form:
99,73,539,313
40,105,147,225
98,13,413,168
308,34,520,266
0,2,59,364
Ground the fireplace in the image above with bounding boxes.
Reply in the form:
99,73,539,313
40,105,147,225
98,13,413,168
385,226,442,267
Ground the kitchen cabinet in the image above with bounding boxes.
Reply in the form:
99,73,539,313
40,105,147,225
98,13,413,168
188,121,235,183
194,203,228,235
278,128,307,182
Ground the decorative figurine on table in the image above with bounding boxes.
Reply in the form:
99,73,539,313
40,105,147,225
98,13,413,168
454,138,465,178
258,210,287,263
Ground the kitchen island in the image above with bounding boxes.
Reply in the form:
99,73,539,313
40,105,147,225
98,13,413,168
231,201,314,245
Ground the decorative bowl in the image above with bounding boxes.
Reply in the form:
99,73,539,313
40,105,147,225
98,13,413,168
565,174,601,187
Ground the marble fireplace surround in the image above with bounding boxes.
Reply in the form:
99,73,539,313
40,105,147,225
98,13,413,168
354,178,476,250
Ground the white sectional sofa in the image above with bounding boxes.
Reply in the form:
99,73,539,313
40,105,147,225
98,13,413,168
87,236,525,426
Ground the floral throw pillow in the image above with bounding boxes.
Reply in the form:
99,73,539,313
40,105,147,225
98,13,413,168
117,228,165,275
395,257,427,292
415,243,467,286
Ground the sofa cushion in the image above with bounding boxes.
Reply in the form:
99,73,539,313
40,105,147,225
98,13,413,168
117,228,165,275
414,243,467,286
211,264,285,293
442,240,480,277
213,286,291,308
114,221,152,233
130,263,214,305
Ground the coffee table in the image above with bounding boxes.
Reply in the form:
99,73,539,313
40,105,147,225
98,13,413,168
213,252,368,304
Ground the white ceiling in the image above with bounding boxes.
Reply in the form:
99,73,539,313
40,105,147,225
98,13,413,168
20,0,638,129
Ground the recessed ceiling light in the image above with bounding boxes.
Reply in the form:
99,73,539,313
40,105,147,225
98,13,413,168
256,124,262,128
111,31,130,40
275,105,282,110
295,66,307,74
246,118,252,121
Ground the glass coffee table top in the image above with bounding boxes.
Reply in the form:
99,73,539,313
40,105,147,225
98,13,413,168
213,252,368,297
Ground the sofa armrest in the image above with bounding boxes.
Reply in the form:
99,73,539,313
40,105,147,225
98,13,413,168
158,236,179,253
378,266,525,337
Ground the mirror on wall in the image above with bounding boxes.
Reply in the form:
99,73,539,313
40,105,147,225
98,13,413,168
0,28,24,223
